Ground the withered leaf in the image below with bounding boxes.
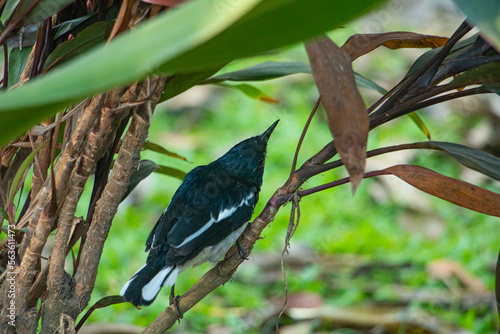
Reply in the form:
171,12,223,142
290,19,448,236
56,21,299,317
341,32,449,62
384,164,500,217
306,36,369,193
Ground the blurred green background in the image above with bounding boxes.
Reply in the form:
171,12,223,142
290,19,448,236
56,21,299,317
78,1,500,333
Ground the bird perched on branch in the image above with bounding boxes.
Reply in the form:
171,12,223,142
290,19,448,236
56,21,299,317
120,120,279,307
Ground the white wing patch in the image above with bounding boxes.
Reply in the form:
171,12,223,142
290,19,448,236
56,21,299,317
175,193,254,248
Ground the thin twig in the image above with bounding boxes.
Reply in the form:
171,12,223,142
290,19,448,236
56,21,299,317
370,21,471,119
75,295,125,333
290,97,320,175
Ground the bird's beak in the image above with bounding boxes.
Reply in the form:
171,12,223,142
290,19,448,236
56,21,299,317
260,120,279,142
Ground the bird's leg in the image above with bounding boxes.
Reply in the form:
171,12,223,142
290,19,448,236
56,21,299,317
169,285,183,320
236,240,249,260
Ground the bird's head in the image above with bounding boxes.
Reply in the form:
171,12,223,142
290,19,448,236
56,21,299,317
216,120,279,185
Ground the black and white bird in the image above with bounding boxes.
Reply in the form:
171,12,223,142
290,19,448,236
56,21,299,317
120,120,279,307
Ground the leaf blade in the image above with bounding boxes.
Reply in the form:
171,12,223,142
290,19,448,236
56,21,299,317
0,0,387,147
427,141,500,182
341,32,448,62
453,0,500,51
384,164,500,217
306,36,369,193
142,141,188,161
407,112,431,140
217,83,279,103
155,165,186,180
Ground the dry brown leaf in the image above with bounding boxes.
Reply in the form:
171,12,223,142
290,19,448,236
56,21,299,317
306,36,368,193
108,0,135,42
427,259,488,294
384,164,500,217
341,32,449,62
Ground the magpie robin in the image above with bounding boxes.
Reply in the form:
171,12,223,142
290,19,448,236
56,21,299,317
120,120,279,307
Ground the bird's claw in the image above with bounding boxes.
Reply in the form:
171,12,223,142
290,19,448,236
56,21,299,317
236,240,249,260
169,286,183,321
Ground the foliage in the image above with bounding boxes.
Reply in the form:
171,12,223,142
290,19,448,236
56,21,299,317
0,0,499,333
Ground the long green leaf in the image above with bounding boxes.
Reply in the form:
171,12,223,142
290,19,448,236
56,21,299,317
8,47,31,88
160,65,226,102
407,112,431,140
157,1,386,73
217,83,279,103
0,0,386,146
44,21,113,71
205,61,387,94
427,141,500,182
155,165,186,180
142,141,188,161
453,0,500,51
0,0,261,144
406,34,478,79
450,61,500,88
10,0,73,26
205,61,313,83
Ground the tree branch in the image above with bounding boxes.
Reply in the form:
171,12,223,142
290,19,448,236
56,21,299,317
74,77,165,312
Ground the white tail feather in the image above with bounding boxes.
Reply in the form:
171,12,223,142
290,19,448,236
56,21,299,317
141,266,173,302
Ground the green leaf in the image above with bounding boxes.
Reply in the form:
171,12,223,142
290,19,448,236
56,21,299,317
0,208,9,220
427,141,500,182
206,61,387,94
121,160,159,202
53,13,95,39
157,0,386,73
406,34,478,79
0,208,9,223
7,142,46,205
142,141,188,161
160,65,226,102
407,112,431,140
0,0,262,144
1,225,29,235
155,165,186,180
8,47,32,88
353,71,387,94
453,0,500,51
0,0,387,146
205,61,313,83
217,83,279,103
450,61,500,88
1,0,20,22
10,0,73,26
44,21,113,71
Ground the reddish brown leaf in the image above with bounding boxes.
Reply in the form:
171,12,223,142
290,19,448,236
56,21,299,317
341,32,449,62
306,36,368,193
384,164,500,217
